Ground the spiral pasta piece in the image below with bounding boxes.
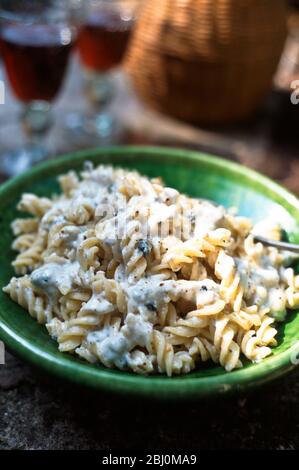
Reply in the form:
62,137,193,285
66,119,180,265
153,330,175,376
18,194,52,217
189,336,219,364
12,218,39,236
78,231,102,271
3,276,52,324
66,198,95,225
213,316,242,371
59,171,79,195
12,232,47,275
121,220,147,283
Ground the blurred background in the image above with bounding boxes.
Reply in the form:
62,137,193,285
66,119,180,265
0,0,298,193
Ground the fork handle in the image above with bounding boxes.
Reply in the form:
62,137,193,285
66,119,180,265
253,235,299,254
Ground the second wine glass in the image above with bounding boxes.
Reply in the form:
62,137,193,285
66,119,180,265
75,0,139,142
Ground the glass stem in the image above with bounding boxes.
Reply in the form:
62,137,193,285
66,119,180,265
20,100,53,163
83,70,116,137
84,70,115,112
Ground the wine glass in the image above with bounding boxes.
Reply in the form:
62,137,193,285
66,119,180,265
0,0,85,176
73,0,140,143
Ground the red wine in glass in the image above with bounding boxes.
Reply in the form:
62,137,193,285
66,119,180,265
77,5,134,72
0,23,75,102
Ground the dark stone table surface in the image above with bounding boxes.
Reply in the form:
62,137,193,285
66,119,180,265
1,15,299,449
1,351,299,450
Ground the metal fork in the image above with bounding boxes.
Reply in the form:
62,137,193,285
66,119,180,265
253,235,299,254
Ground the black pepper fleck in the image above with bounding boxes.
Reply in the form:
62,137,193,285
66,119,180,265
137,239,152,256
145,302,157,312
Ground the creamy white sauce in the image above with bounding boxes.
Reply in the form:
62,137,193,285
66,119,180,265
125,277,219,320
93,313,153,369
31,261,80,299
193,201,225,237
80,292,115,315
148,203,177,230
87,325,114,344
236,256,286,316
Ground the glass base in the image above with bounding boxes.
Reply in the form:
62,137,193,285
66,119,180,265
1,145,48,177
66,111,124,146
0,121,50,177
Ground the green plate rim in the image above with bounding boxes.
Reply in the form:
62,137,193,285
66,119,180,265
1,145,299,400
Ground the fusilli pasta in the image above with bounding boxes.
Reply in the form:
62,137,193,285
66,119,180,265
3,163,299,375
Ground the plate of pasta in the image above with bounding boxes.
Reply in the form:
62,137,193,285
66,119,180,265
1,146,299,399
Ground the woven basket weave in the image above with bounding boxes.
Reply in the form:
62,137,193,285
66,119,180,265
126,0,287,125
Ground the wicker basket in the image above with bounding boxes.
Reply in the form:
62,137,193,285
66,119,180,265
126,0,287,125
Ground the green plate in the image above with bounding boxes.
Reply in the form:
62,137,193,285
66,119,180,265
1,146,299,400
